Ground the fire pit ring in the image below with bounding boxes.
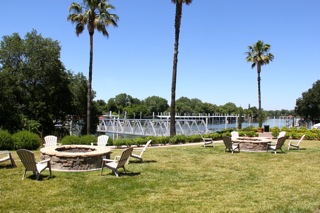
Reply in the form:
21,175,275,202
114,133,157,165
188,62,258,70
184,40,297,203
40,145,111,172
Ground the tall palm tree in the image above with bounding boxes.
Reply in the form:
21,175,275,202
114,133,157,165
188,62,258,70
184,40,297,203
67,0,118,134
170,0,192,136
245,40,274,128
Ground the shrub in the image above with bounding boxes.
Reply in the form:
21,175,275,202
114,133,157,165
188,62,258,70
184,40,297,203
60,135,81,145
304,132,318,140
12,131,41,150
117,138,134,147
0,130,14,150
133,137,148,146
169,135,187,144
242,126,256,131
80,135,96,145
152,136,170,145
188,134,202,142
244,131,258,137
271,126,280,138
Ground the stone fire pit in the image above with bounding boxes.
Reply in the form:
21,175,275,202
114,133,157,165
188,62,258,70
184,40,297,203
232,137,272,152
40,145,111,172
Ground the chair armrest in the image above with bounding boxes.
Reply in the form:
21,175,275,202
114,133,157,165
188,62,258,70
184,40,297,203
39,159,51,164
203,138,212,141
103,158,116,163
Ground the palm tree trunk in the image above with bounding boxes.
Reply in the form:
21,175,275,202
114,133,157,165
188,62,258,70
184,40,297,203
257,63,262,128
170,2,182,137
87,33,94,134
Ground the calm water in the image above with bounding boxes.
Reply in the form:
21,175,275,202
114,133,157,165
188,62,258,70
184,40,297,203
208,118,294,131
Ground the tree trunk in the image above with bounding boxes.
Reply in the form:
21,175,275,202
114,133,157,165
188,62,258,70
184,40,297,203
170,2,182,137
257,63,262,128
87,33,94,134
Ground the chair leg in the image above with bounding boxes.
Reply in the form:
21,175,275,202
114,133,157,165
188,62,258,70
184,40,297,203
100,164,104,176
114,169,119,177
49,166,52,178
22,170,27,180
36,173,40,181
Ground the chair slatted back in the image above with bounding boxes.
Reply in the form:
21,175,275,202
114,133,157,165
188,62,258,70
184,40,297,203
97,135,109,146
141,140,152,154
222,136,233,149
278,131,286,138
17,149,37,172
117,148,133,168
297,134,306,145
44,135,58,147
276,136,286,149
231,131,239,138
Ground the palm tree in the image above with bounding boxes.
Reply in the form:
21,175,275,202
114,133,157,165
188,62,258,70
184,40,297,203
67,0,118,134
170,0,192,136
245,40,274,128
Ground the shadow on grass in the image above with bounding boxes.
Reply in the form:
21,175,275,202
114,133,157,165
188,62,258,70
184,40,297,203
128,160,157,164
0,164,16,169
23,174,55,181
102,171,141,177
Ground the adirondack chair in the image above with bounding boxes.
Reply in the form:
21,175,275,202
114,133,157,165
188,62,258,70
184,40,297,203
267,136,286,154
44,135,60,147
91,135,109,146
288,134,305,150
201,135,214,147
130,140,152,162
0,151,16,168
222,136,240,154
17,149,52,180
231,131,239,140
101,147,133,177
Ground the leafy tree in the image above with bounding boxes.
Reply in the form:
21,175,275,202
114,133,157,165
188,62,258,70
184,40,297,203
144,96,169,115
0,30,72,134
67,0,119,134
96,99,107,115
295,80,320,122
176,97,193,115
170,0,192,136
220,102,238,115
245,40,274,128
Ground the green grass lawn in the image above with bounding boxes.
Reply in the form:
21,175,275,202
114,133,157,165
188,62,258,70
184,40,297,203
1,140,320,212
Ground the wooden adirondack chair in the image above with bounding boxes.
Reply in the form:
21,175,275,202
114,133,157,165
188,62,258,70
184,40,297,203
288,134,305,150
44,135,60,147
130,140,152,162
0,151,16,168
267,136,286,154
101,147,133,177
17,149,52,180
91,135,109,146
222,136,240,154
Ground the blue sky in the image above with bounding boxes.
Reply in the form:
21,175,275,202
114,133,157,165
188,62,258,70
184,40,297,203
1,0,319,110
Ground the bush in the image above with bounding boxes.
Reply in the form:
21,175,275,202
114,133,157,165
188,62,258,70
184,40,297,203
114,138,134,147
80,135,97,145
0,130,14,150
188,134,202,142
169,135,188,144
60,135,81,145
133,137,148,146
152,136,170,145
12,131,41,150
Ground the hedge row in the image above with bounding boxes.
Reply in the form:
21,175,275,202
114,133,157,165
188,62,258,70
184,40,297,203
0,130,41,150
1,126,319,150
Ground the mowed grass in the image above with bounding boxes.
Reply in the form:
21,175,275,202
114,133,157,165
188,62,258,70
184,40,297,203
1,140,320,212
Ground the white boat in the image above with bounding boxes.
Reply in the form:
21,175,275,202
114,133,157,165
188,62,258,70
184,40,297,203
312,123,320,129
